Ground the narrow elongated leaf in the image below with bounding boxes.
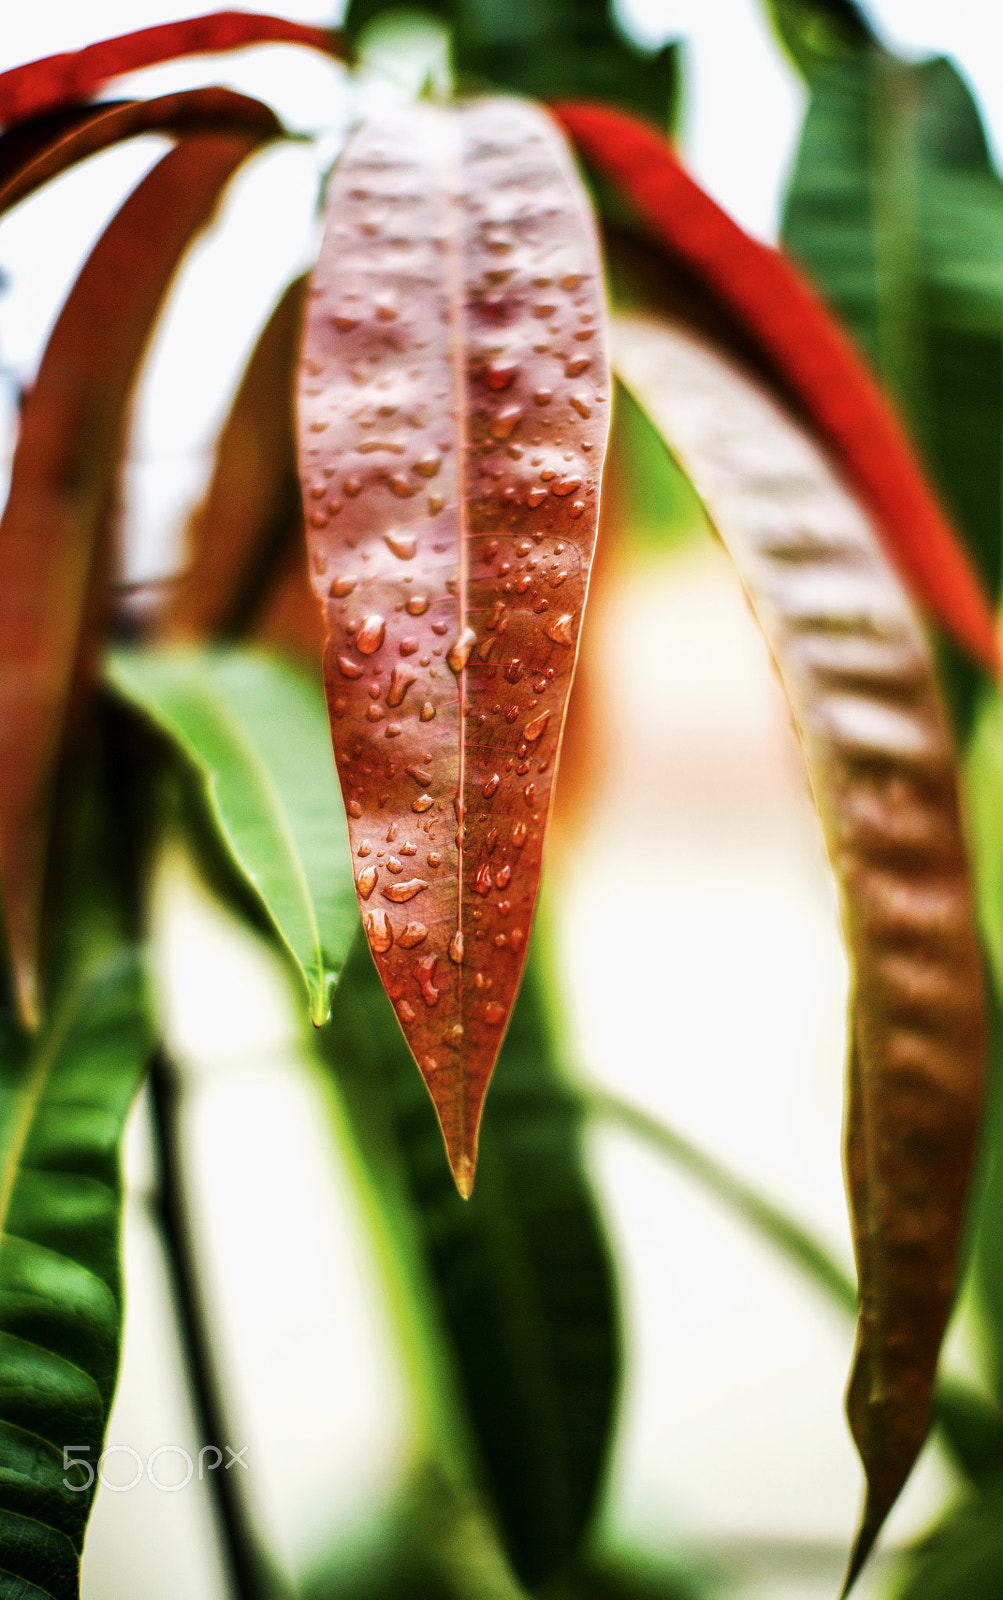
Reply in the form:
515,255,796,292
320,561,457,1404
554,101,1000,673
298,98,611,1192
0,12,341,130
613,312,985,1591
165,277,307,642
320,930,620,1586
0,130,265,1029
0,87,283,217
108,647,357,1021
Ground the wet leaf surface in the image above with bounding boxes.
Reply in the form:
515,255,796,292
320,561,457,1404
0,130,267,1028
614,312,986,1591
298,97,610,1192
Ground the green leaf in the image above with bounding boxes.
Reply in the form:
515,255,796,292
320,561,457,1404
891,1490,1003,1600
346,0,679,128
318,930,620,1589
780,49,1003,729
108,647,357,1023
761,0,874,83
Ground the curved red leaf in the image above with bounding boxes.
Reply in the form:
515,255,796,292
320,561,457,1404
554,100,1001,674
0,87,282,216
0,11,341,131
0,130,264,1027
298,99,610,1193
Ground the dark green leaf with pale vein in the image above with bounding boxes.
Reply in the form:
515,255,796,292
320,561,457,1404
108,647,356,1021
613,312,985,1592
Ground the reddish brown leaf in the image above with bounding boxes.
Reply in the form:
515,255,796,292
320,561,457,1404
555,101,1001,675
0,87,282,217
0,130,265,1027
297,99,610,1194
613,313,985,1590
0,12,341,130
165,276,307,643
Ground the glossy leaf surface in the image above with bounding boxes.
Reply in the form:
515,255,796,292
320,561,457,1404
298,97,610,1191
320,930,620,1586
0,87,283,218
108,648,356,1021
0,11,340,130
555,101,1000,673
614,313,985,1589
0,131,265,1029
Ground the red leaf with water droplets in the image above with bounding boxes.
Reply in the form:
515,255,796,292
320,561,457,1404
297,99,610,1194
0,12,341,130
0,130,265,1028
554,100,1001,675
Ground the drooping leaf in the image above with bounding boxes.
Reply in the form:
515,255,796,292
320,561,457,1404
319,928,620,1587
780,51,1003,730
761,0,874,82
298,97,611,1192
554,101,1000,674
346,0,678,129
613,312,986,1591
108,647,357,1021
0,130,268,1030
0,11,341,130
0,87,283,217
165,276,307,643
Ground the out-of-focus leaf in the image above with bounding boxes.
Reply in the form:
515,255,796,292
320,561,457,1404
891,1492,1003,1600
319,930,620,1589
0,130,266,1030
165,277,306,643
108,647,356,1022
761,0,874,82
0,88,283,217
0,12,341,130
299,98,611,1193
780,53,1003,619
613,312,986,1593
555,101,1000,674
346,0,678,128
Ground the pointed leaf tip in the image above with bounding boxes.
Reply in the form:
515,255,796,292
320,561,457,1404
298,97,610,1157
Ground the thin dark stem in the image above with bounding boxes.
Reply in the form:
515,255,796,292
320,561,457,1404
147,1047,287,1600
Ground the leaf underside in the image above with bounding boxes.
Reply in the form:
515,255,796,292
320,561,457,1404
297,97,610,1193
0,130,266,1031
613,313,985,1589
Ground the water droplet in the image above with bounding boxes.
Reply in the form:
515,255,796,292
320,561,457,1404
428,851,442,867
357,615,386,654
344,475,362,497
412,794,434,813
400,636,420,656
365,908,392,952
553,476,582,497
534,389,553,407
522,709,551,743
511,822,527,847
415,953,440,1005
386,856,403,873
495,864,512,888
358,840,373,858
414,452,441,478
514,575,532,594
473,865,493,896
309,419,328,433
527,487,548,507
545,613,574,646
398,999,416,1022
348,799,363,819
428,493,445,514
389,473,416,497
358,865,379,899
337,654,363,678
448,627,477,673
532,597,550,614
387,665,417,707
330,575,357,598
375,292,397,321
366,704,384,722
490,405,521,440
406,764,432,785
570,395,591,419
483,773,501,798
448,930,465,964
385,723,402,737
383,877,427,902
385,531,416,560
565,355,590,377
570,501,585,518
387,823,399,841
484,1001,505,1026
485,357,519,390
399,921,428,948
420,701,436,721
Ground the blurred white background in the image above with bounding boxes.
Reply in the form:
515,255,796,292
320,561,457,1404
0,3,1000,1597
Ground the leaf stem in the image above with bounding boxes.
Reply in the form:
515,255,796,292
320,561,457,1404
148,1047,289,1600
